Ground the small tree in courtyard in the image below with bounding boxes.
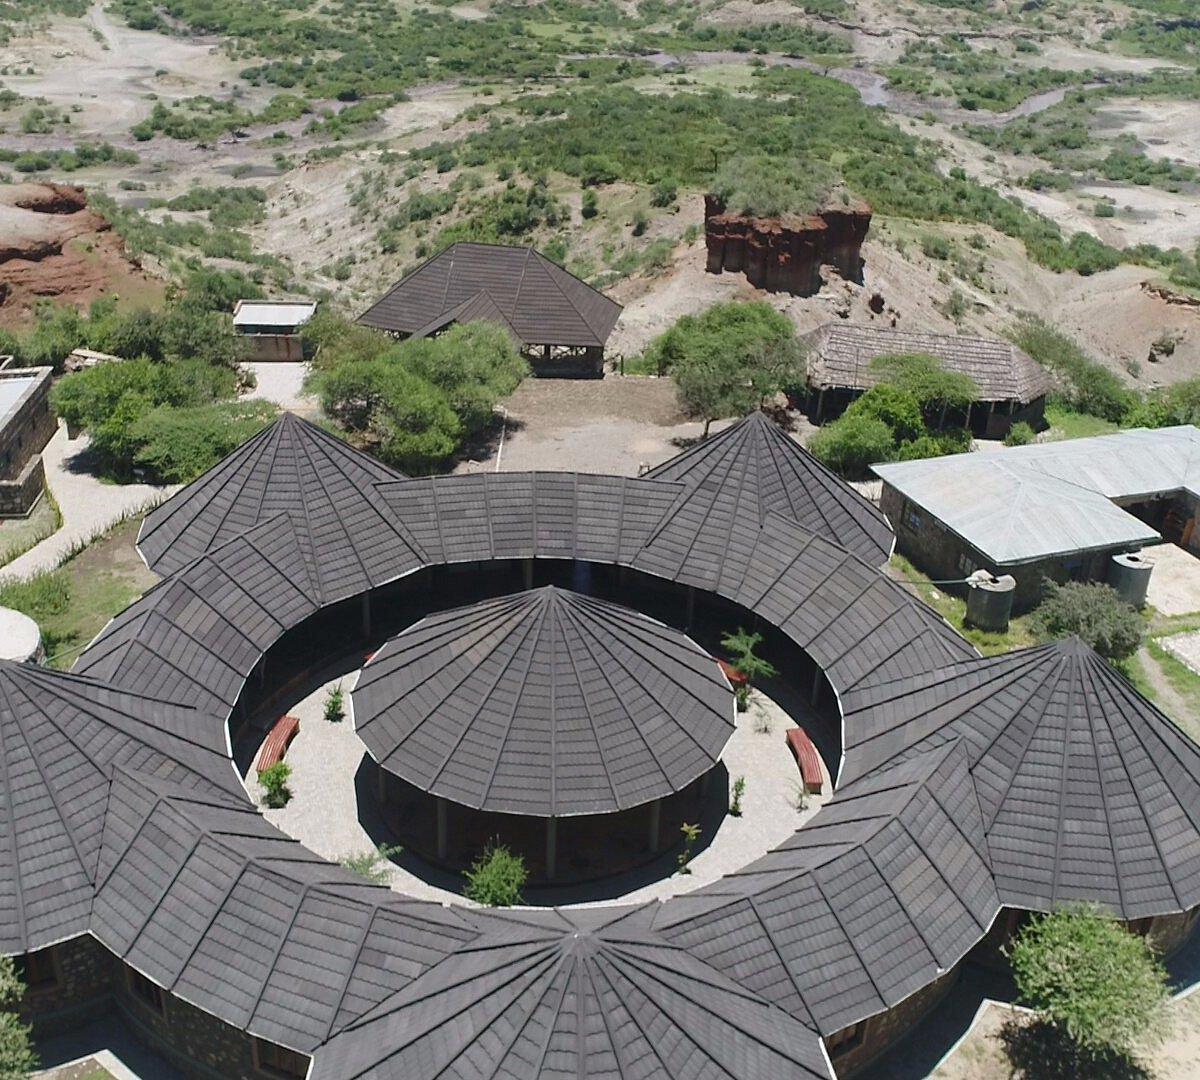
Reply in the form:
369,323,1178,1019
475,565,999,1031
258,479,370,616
722,628,779,687
1009,906,1169,1061
464,843,527,907
0,956,37,1078
1031,582,1144,662
259,762,293,809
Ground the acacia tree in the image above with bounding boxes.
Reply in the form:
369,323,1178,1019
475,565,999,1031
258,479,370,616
0,956,36,1078
1009,906,1170,1060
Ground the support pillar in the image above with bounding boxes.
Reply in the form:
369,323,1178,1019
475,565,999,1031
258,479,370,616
523,558,534,590
685,586,695,631
546,816,557,880
362,593,372,639
377,765,387,805
436,799,448,863
814,388,825,423
647,799,661,853
811,668,823,708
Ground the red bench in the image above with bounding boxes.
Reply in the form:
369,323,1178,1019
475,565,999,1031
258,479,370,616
716,659,749,689
786,727,824,795
256,715,300,774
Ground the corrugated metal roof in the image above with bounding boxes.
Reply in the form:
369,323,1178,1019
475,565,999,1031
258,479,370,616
233,300,317,329
357,243,622,348
805,323,1052,403
841,637,1200,919
354,587,735,817
871,427,1200,563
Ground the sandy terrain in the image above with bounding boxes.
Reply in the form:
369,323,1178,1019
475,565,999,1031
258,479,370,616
1095,98,1200,168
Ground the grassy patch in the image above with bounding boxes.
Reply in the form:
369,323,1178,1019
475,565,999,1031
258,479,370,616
0,493,60,566
888,554,1038,656
1043,404,1121,440
1145,639,1200,742
0,518,156,667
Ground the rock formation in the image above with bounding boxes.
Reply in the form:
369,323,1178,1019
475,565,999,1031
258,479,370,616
703,194,872,296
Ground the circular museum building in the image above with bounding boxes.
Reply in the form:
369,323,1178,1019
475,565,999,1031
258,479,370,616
353,585,736,881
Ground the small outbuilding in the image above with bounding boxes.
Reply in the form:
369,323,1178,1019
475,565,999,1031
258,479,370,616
353,585,735,882
803,323,1053,437
232,300,317,362
0,365,54,517
874,425,1200,611
357,242,622,377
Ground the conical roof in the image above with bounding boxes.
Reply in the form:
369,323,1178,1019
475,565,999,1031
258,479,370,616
136,413,421,601
841,637,1200,919
314,905,832,1080
643,411,894,566
655,741,997,1036
353,586,735,817
0,660,239,953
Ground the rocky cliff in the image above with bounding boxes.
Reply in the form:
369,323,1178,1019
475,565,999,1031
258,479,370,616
704,195,871,296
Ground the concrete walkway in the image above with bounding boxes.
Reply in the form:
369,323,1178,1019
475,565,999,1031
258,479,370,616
0,424,173,582
255,668,831,908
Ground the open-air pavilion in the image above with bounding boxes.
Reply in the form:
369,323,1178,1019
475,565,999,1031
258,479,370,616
353,586,736,881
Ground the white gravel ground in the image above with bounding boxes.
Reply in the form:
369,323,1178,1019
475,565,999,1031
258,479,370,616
257,669,831,908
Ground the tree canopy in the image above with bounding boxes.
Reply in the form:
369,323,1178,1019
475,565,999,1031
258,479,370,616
0,957,36,1078
1031,581,1144,662
1010,906,1170,1059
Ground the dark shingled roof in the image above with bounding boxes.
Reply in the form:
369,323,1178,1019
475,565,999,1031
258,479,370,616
643,411,894,567
840,637,1200,920
92,770,480,1054
0,661,240,954
804,323,1053,403
357,242,622,348
137,413,420,602
653,741,997,1036
314,904,833,1080
353,587,735,817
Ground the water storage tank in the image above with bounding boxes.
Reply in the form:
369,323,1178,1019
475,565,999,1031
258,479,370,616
965,570,1016,633
0,606,42,664
1108,551,1154,610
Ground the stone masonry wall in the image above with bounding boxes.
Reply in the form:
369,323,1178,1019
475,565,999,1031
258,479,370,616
19,935,114,1036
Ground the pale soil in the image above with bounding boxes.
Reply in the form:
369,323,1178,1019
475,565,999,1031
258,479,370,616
931,993,1200,1080
1144,543,1200,618
1094,99,1200,167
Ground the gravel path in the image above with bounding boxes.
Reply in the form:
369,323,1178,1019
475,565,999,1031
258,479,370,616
243,362,320,416
258,669,830,908
0,424,173,583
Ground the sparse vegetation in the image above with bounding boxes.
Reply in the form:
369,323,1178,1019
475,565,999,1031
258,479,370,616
676,822,701,875
0,955,36,1078
324,683,345,723
341,842,403,883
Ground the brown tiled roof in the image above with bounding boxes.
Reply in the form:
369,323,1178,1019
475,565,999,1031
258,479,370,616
804,323,1052,403
358,242,622,348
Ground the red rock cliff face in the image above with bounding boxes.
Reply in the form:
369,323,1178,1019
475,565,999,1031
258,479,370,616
704,195,871,295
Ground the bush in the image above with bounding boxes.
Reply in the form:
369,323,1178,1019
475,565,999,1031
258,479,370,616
1010,906,1169,1058
809,413,895,478
324,683,345,723
845,384,924,443
463,843,527,906
580,188,598,219
869,353,978,423
1031,581,1144,661
1004,421,1036,446
721,627,778,684
129,401,278,483
642,300,793,376
259,762,292,808
0,956,37,1077
1011,317,1135,423
1128,377,1200,429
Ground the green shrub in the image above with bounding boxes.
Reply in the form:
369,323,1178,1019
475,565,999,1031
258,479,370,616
1128,377,1200,428
721,627,778,684
845,385,924,443
340,842,402,883
1010,906,1169,1059
869,353,978,422
676,822,701,875
0,956,37,1077
130,401,278,483
463,843,527,906
1011,317,1135,423
0,571,70,624
324,683,345,723
809,414,895,479
259,762,292,808
580,188,598,219
1004,421,1036,446
1031,581,1144,661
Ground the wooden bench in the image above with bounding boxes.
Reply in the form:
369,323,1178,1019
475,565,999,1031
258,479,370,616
256,715,300,774
716,659,749,689
786,727,824,795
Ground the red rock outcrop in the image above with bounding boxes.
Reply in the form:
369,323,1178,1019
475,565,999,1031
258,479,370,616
704,194,871,296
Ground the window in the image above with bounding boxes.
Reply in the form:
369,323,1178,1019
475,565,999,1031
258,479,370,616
901,502,923,534
826,1020,866,1056
125,966,166,1017
16,946,59,992
254,1037,310,1079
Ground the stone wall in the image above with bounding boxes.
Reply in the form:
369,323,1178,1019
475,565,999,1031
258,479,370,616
0,365,55,517
828,965,961,1077
19,935,115,1036
703,195,871,296
114,963,310,1080
0,453,46,517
